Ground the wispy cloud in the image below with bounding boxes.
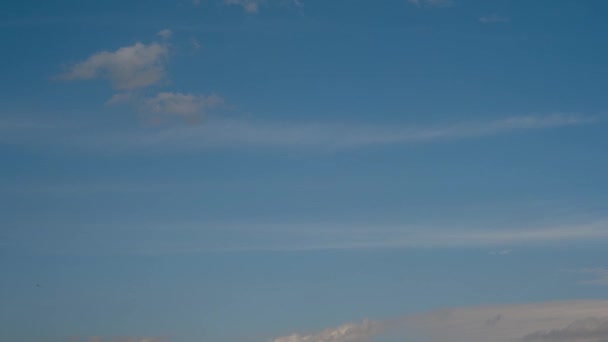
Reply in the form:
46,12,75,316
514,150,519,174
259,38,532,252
59,36,169,91
221,0,302,13
577,268,608,286
272,300,608,342
222,0,264,13
0,113,595,152
119,113,593,151
157,28,173,40
13,217,608,255
273,320,382,342
208,218,608,252
143,92,224,123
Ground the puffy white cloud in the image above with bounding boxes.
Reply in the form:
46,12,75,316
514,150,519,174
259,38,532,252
144,92,224,122
272,320,383,342
61,41,168,90
274,301,608,342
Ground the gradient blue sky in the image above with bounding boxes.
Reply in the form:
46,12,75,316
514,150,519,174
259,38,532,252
2,1,608,342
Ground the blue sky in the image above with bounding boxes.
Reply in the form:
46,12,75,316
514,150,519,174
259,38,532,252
2,1,608,341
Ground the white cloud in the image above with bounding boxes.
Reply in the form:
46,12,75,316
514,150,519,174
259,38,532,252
60,41,168,90
157,29,173,40
223,0,263,13
121,113,593,150
273,320,382,342
217,218,608,252
0,113,595,152
40,217,608,254
191,37,202,50
479,14,511,24
143,92,224,122
106,92,133,105
578,268,608,286
222,0,302,13
273,301,608,342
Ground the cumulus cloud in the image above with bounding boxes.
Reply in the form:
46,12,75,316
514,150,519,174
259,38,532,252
60,41,169,90
272,320,383,342
273,301,608,342
143,92,224,122
479,14,511,23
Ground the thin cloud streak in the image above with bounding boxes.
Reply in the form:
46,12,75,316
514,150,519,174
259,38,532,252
13,218,608,255
0,113,595,152
207,218,608,252
121,113,593,151
578,268,608,286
